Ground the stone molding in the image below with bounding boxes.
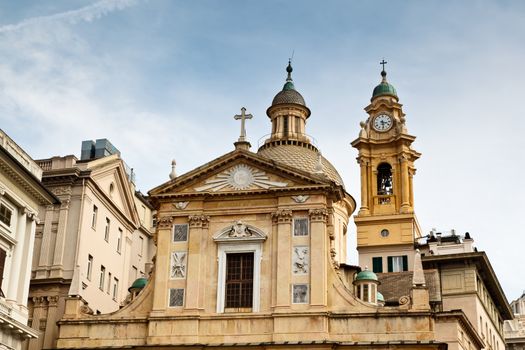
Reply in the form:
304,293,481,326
308,208,328,222
271,209,293,224
188,215,210,228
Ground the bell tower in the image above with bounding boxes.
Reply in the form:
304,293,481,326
351,63,422,274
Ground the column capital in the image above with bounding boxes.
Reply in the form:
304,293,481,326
271,209,292,224
309,208,328,222
188,214,210,228
157,215,174,229
46,295,60,306
32,296,46,307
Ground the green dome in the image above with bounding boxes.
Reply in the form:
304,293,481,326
377,292,385,302
356,269,378,281
128,277,147,292
372,70,398,99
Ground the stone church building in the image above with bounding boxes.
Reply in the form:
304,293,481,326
53,62,510,350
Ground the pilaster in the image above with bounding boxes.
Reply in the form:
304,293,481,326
152,214,173,312
7,209,27,303
36,205,55,279
309,208,328,307
271,209,292,309
185,214,210,311
50,199,70,278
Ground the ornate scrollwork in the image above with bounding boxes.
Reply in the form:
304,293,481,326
188,214,210,228
308,208,328,222
46,295,60,306
32,296,46,307
399,295,410,305
291,195,309,203
157,215,174,229
271,209,293,224
79,304,94,315
173,202,189,210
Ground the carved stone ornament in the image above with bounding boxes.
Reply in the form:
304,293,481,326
213,221,267,243
32,296,46,307
47,295,60,306
291,195,309,203
271,209,293,224
188,215,210,228
292,246,309,274
170,252,187,279
399,295,410,306
157,215,174,229
173,201,189,210
51,186,72,196
80,304,94,315
308,208,328,222
194,164,288,192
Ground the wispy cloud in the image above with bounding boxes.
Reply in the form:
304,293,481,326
0,0,140,34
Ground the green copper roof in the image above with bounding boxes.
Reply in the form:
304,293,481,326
372,70,398,99
128,277,147,292
283,81,295,91
355,268,378,281
377,291,385,302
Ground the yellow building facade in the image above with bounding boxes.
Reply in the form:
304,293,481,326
54,63,489,350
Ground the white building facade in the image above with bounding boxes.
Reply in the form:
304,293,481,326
0,129,56,350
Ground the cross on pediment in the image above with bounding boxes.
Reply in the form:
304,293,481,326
234,107,253,142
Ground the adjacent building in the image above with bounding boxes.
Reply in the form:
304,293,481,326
0,129,57,350
505,292,525,349
25,139,154,350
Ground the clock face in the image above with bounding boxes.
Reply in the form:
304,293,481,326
373,114,393,132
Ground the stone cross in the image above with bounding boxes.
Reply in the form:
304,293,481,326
234,107,253,142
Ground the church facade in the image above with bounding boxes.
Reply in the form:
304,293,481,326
54,63,502,350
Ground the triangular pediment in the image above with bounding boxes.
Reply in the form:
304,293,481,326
149,149,331,197
88,156,139,226
213,221,267,243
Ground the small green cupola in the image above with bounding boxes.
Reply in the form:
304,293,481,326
128,277,147,293
372,69,398,100
353,267,381,305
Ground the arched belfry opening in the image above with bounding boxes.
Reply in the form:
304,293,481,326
377,163,393,195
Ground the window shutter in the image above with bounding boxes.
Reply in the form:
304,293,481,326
402,255,408,271
387,256,393,272
372,257,383,273
0,249,6,297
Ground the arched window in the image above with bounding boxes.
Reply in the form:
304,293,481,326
377,163,393,195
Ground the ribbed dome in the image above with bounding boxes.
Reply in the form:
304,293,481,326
272,89,306,106
257,144,344,187
372,70,398,99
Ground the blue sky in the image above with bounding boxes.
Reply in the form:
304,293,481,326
0,0,524,301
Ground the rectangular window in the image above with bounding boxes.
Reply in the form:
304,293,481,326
225,253,254,308
0,249,6,297
107,272,112,294
292,284,309,304
87,255,93,280
372,257,383,273
283,116,289,134
104,218,110,242
0,203,12,227
91,205,98,228
139,236,144,257
169,288,185,307
112,277,119,301
293,218,309,236
173,224,188,242
387,255,408,272
99,265,106,290
295,116,301,134
117,228,123,253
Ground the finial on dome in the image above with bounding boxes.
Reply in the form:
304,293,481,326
314,152,324,174
169,159,177,180
380,59,388,82
283,60,295,91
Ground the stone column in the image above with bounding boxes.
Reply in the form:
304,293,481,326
36,205,56,279
185,214,210,311
399,154,411,213
20,213,37,305
7,209,27,302
50,198,70,278
152,215,173,312
271,209,292,309
28,296,46,350
358,158,370,215
309,208,328,307
43,295,60,349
